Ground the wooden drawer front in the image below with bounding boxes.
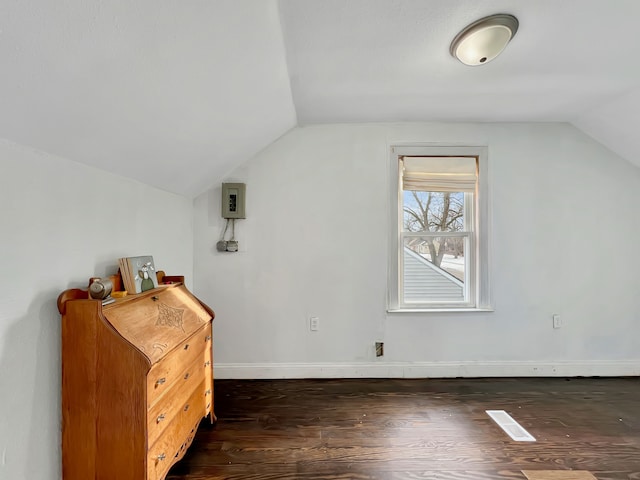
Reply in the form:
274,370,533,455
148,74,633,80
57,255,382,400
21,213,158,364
204,344,213,418
147,323,212,407
147,356,206,446
105,285,212,364
147,381,206,480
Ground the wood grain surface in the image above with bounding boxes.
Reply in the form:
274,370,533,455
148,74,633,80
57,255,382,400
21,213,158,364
523,471,597,480
60,283,215,480
167,377,640,480
104,285,210,364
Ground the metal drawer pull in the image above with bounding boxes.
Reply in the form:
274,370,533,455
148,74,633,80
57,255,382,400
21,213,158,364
184,404,190,412
151,296,159,302
155,378,166,386
206,403,211,409
157,453,166,461
184,372,190,380
184,344,189,350
205,335,212,341
205,389,211,396
204,361,211,367
156,414,166,423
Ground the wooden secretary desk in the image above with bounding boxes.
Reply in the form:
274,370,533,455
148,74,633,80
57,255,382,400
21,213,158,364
57,280,215,480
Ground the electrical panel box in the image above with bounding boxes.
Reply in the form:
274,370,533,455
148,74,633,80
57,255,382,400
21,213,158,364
221,183,246,219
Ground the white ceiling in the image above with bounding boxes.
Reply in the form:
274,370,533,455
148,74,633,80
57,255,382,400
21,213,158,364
0,1,296,196
2,0,639,197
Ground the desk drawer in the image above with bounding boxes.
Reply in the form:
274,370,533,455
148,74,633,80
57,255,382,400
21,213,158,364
147,380,206,480
147,356,206,446
147,323,212,407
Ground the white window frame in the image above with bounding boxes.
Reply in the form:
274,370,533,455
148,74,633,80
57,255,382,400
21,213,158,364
388,145,492,313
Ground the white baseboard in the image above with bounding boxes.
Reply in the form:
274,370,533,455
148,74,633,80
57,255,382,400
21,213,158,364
214,360,640,379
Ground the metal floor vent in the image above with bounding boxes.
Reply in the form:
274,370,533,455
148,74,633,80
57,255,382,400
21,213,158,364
486,410,536,442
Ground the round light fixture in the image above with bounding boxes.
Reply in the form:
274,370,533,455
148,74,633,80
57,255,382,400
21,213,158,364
450,14,519,66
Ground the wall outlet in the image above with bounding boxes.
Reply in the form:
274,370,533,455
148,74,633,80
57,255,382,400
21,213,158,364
553,314,562,329
309,316,319,332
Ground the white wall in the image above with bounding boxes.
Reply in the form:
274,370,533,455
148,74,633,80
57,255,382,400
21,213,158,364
0,139,194,480
194,123,640,379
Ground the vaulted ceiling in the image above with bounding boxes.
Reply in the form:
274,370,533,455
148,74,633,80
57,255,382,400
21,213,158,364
2,0,639,197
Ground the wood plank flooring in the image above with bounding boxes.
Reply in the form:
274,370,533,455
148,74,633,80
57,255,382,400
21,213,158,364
166,378,640,480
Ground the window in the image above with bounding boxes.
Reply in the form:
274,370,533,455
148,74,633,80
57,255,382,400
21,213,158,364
388,146,490,312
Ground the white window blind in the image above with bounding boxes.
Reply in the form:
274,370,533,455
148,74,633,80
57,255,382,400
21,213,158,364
401,156,477,192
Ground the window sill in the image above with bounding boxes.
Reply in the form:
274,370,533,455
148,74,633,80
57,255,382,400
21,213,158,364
387,307,494,314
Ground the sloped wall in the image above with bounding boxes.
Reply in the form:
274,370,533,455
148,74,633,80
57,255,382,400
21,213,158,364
572,85,640,170
193,122,640,378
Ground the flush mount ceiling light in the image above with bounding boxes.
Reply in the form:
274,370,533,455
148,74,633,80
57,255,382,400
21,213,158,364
450,14,519,66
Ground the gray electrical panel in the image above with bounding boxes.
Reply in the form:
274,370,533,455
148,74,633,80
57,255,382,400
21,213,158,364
221,183,246,219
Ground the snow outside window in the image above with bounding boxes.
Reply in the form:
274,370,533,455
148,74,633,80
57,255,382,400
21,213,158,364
388,146,491,312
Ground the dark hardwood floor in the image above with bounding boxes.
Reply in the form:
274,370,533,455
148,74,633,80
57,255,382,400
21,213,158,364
166,377,640,480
